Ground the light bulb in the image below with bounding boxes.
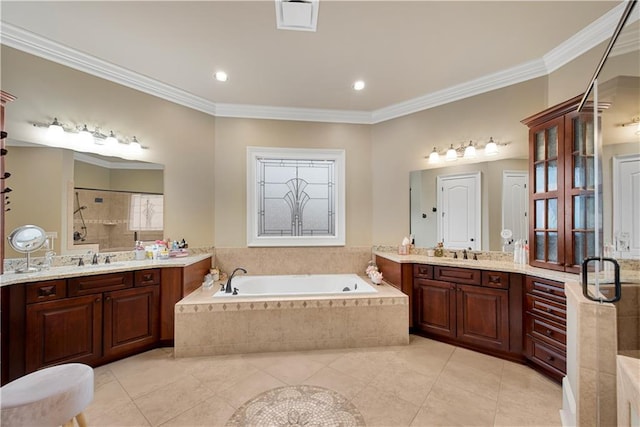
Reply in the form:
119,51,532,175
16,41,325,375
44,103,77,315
47,118,64,140
484,137,498,155
78,124,93,144
445,144,457,161
353,80,365,91
464,141,476,158
105,131,118,146
214,71,228,82
129,136,142,152
428,147,440,163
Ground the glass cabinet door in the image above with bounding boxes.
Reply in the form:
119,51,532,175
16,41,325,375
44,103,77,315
530,117,565,270
565,112,597,272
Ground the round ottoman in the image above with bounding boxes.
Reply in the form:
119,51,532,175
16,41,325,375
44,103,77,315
1,363,94,427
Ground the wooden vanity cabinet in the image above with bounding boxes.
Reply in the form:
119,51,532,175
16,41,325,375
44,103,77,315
374,256,414,327
413,264,523,358
20,270,160,375
524,276,566,381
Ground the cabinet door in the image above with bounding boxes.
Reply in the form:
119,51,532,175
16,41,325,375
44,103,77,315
414,279,456,338
26,294,102,372
564,111,596,273
529,117,566,271
456,284,509,351
103,285,159,359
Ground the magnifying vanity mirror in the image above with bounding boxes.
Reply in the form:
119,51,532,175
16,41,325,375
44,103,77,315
7,224,47,272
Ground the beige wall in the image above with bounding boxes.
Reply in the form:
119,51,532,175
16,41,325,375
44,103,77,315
214,117,372,247
74,161,163,194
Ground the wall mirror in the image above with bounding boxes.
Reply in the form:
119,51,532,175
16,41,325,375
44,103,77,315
4,142,164,256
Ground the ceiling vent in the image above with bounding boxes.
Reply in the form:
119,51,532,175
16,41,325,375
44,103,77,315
275,0,319,32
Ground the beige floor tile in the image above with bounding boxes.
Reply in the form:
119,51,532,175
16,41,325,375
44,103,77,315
93,366,117,389
352,384,420,426
263,355,326,384
500,361,562,407
187,357,260,391
241,351,297,370
134,375,215,426
494,403,562,427
85,378,133,421
448,347,504,375
411,381,497,426
328,349,398,381
395,342,454,376
298,348,348,365
160,395,236,426
369,364,437,406
302,366,368,399
436,356,502,401
87,401,150,427
219,370,286,408
112,358,190,400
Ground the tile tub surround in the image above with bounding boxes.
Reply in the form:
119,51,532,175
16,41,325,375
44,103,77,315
174,280,409,357
214,247,373,277
617,354,640,427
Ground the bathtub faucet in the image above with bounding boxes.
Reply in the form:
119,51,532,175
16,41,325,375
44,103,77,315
225,267,247,293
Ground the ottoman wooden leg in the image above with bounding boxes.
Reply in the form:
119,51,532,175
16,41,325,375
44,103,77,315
76,412,88,427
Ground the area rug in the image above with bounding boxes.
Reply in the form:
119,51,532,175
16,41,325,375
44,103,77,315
225,385,366,426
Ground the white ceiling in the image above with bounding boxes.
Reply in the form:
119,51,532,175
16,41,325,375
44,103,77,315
0,1,630,123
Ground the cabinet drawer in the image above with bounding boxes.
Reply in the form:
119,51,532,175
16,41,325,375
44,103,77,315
526,314,566,349
434,266,481,285
68,272,133,296
526,337,566,374
526,277,565,303
526,295,566,324
413,264,433,279
135,269,160,287
25,280,66,304
482,271,509,289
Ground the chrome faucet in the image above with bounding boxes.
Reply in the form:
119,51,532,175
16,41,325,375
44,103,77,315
92,253,99,265
225,267,247,293
463,249,468,260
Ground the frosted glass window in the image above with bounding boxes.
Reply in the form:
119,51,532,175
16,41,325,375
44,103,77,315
129,194,164,231
548,160,558,191
247,147,345,247
548,127,558,158
548,232,558,263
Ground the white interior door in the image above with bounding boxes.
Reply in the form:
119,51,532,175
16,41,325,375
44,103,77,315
437,172,481,250
502,171,529,251
613,153,640,258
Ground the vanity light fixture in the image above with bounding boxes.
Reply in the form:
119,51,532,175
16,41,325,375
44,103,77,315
463,140,477,159
484,137,498,155
33,118,149,152
445,144,458,161
426,137,509,163
428,147,440,163
620,116,640,135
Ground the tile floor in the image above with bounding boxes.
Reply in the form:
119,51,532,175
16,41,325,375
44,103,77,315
86,335,562,426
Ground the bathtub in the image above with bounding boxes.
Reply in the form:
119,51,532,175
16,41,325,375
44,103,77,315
174,273,409,357
212,273,377,298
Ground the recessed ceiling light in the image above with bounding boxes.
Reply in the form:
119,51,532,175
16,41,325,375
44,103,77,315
353,80,365,91
214,71,228,82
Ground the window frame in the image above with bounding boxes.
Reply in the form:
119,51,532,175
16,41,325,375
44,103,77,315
247,146,345,247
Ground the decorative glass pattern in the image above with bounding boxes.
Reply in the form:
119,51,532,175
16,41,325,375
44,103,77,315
548,232,558,263
548,127,558,158
548,160,558,191
535,232,545,260
535,163,545,193
129,194,164,231
535,132,545,161
535,200,545,228
257,158,335,237
548,198,557,229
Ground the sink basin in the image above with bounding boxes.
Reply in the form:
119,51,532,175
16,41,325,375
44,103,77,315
79,262,126,268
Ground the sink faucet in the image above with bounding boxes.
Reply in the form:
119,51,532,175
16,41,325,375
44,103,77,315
92,253,99,265
463,249,468,260
225,267,247,293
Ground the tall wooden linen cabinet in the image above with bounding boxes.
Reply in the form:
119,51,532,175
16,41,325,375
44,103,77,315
522,95,604,273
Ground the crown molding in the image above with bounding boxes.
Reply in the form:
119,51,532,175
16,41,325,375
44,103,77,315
215,103,372,124
0,22,218,116
1,1,636,125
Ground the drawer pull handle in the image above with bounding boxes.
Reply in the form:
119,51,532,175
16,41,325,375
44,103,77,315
545,329,553,336
95,298,101,303
546,355,555,362
143,274,152,281
545,307,553,313
38,286,56,297
489,275,500,282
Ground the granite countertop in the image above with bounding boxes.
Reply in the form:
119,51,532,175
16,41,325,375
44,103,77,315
374,251,640,284
0,253,213,287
